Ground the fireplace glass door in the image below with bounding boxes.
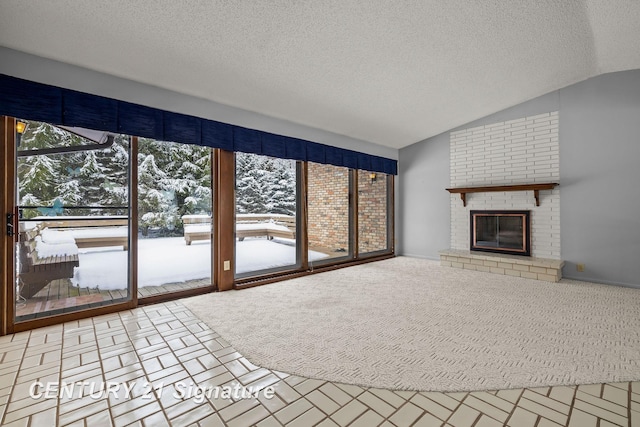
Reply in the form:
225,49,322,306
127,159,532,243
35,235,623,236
471,211,530,256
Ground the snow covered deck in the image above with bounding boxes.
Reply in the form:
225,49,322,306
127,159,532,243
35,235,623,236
17,233,329,318
72,236,327,290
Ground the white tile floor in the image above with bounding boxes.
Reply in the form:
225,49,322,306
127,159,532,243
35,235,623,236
0,301,638,426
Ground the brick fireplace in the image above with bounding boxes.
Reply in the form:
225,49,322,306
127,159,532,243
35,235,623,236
441,111,564,281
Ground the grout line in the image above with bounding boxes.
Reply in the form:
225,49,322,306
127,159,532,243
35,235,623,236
629,382,632,427
468,390,517,419
104,308,170,426
565,385,579,427
139,305,183,425
89,314,119,425
441,391,469,425
503,387,526,426
383,397,413,426
357,388,396,426
280,405,316,427
533,413,541,426
468,409,482,427
1,330,32,426
56,322,69,427
520,391,570,417
6,301,640,427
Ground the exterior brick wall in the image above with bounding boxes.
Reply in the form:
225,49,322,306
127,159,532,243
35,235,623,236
449,112,560,259
307,164,390,255
307,163,350,253
358,170,388,253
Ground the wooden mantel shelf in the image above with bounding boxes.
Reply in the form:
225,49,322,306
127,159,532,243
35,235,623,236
446,183,558,207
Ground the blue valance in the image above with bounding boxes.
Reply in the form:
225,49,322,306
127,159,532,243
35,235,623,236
0,74,397,174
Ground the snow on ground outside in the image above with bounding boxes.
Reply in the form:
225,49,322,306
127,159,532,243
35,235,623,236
71,237,328,290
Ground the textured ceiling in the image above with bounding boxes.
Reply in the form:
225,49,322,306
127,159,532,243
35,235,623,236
0,1,639,149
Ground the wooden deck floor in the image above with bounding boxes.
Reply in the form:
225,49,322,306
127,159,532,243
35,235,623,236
14,243,336,320
16,278,211,319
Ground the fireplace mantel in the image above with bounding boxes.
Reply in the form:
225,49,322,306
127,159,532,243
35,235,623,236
446,183,559,207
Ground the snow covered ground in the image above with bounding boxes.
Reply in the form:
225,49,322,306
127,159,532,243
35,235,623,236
71,237,328,290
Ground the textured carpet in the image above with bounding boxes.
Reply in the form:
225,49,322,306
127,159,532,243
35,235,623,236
182,257,640,392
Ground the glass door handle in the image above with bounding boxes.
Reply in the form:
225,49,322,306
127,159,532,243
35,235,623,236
6,213,15,237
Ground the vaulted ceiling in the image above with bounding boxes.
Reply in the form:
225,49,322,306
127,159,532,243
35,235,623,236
1,1,639,149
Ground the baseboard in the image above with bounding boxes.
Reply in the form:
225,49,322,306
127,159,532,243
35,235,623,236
562,274,640,289
397,253,441,262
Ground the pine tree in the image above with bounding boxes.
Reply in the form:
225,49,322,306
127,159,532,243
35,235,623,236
138,151,175,235
17,122,63,216
19,155,58,208
136,139,212,233
98,135,130,213
235,152,297,215
236,153,269,214
13,121,303,236
171,143,212,217
55,179,83,206
17,120,124,217
269,165,297,215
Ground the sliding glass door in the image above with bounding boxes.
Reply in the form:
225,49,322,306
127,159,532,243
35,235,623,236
358,170,392,255
137,138,214,297
14,119,131,321
307,162,353,265
2,114,395,332
234,153,302,278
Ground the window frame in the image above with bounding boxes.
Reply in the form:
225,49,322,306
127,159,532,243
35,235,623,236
1,115,395,334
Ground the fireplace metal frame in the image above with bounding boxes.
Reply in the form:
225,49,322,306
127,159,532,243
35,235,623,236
470,210,531,256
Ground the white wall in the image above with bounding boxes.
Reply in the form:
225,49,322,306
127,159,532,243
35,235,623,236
449,112,560,259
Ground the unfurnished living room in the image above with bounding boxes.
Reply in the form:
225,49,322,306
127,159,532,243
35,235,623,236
1,1,640,426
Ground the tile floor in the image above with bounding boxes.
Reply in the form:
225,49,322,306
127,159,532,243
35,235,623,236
0,301,638,427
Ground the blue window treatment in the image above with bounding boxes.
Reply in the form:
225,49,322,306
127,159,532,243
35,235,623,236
0,74,397,174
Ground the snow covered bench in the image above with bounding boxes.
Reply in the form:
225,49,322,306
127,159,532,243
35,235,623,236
182,214,296,245
182,215,212,245
36,216,129,250
236,214,297,241
18,225,80,299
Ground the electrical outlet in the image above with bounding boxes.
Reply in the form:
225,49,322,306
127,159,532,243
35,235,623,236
223,260,230,271
577,263,585,272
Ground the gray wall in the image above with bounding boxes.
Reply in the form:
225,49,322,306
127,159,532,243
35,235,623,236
0,47,397,160
397,131,450,259
560,71,640,287
399,70,640,288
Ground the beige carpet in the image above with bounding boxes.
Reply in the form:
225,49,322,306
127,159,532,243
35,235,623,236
182,256,640,392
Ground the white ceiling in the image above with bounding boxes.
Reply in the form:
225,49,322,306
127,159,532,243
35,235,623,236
0,1,639,149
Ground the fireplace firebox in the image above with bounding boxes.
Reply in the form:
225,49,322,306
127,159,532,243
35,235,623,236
470,210,530,256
